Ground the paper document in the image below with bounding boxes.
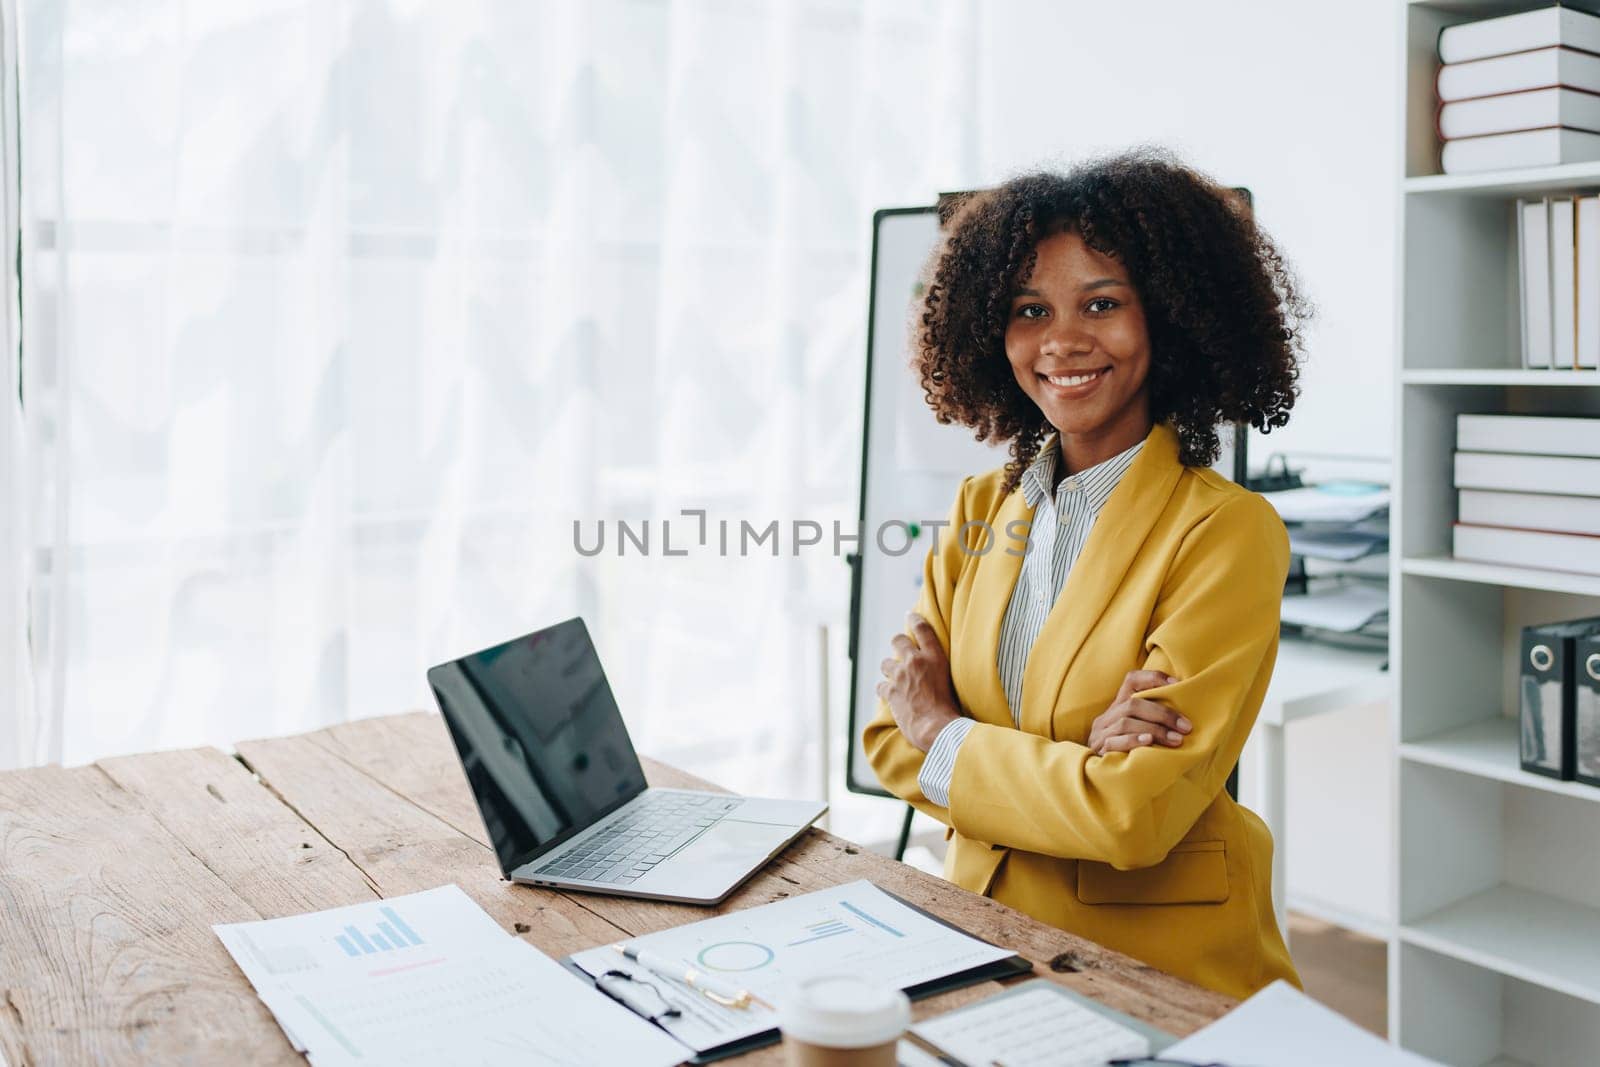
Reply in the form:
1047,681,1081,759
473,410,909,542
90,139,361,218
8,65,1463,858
259,937,685,1067
911,980,1150,1067
568,880,1015,1052
1280,584,1389,634
215,885,683,1067
1287,527,1388,562
1264,485,1389,525
895,1042,947,1066
215,884,508,1053
1165,980,1443,1067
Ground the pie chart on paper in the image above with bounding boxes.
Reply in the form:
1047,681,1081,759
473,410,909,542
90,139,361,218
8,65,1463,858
696,941,776,972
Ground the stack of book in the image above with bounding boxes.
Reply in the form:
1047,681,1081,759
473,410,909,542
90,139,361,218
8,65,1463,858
1517,195,1600,369
1452,414,1600,576
1438,5,1600,174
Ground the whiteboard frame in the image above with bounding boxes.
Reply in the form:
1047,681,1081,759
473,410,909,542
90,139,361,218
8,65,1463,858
848,206,933,798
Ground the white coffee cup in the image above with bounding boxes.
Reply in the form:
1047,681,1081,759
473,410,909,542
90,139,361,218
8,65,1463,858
779,974,911,1067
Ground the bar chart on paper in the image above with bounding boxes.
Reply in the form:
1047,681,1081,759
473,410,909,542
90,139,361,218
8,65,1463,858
215,885,506,984
335,905,426,957
690,904,901,973
768,897,906,952
214,887,686,1067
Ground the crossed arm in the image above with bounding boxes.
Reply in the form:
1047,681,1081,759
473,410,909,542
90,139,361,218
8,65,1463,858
861,485,1286,870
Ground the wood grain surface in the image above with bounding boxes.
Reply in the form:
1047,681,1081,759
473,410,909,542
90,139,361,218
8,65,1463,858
0,712,1233,1065
0,764,300,1066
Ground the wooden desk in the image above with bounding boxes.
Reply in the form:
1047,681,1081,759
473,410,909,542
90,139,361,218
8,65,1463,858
0,712,1232,1064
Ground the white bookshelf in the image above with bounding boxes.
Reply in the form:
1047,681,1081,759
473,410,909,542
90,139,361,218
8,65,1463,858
1399,557,1600,597
1399,368,1600,386
1395,4,1600,1064
1405,160,1600,197
1400,717,1600,801
1402,885,1600,1005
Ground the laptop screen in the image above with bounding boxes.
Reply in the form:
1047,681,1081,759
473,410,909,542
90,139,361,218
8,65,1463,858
427,618,649,875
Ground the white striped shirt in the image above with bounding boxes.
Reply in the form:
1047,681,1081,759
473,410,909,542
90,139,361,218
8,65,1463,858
917,435,1145,808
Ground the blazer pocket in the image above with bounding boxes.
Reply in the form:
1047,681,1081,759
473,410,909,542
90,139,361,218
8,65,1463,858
1076,840,1230,905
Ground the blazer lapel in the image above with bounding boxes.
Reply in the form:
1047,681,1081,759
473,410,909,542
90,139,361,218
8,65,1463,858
1019,423,1184,738
954,488,1032,728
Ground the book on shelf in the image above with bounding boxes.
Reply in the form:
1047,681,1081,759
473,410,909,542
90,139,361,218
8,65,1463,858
1453,523,1600,577
1552,198,1578,369
1439,86,1600,140
1520,199,1553,368
1518,200,1600,369
1458,414,1600,457
1439,5,1600,66
1437,47,1600,102
1581,196,1600,369
1443,127,1600,173
1459,489,1600,538
1455,451,1600,496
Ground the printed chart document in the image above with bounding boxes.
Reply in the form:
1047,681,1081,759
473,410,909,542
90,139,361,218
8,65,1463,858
214,885,683,1067
910,980,1150,1067
1165,980,1443,1067
568,880,1015,1053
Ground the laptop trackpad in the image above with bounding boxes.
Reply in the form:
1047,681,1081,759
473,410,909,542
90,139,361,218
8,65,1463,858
671,818,797,869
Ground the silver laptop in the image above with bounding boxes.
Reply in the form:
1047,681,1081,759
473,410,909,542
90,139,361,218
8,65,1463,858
427,618,826,905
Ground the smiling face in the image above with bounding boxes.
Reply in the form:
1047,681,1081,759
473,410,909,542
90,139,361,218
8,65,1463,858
1005,230,1154,472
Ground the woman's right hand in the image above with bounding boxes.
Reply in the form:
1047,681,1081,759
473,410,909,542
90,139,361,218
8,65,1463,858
1086,670,1192,756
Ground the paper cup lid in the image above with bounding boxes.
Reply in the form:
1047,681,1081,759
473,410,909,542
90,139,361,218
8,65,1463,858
779,975,911,1049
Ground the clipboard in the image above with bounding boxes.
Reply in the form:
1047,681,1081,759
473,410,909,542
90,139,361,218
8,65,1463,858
559,884,1034,1064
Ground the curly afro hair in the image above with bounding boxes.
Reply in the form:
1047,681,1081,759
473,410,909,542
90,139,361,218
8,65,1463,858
916,148,1308,491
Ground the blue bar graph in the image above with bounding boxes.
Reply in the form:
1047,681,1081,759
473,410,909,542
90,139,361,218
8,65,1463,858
380,907,424,946
345,925,375,953
789,919,852,946
336,906,428,956
840,900,905,938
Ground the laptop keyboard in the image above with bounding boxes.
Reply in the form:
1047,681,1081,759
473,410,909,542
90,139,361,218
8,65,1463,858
532,793,743,886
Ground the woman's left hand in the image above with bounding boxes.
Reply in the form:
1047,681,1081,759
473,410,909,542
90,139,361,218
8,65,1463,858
876,613,961,752
1086,670,1192,756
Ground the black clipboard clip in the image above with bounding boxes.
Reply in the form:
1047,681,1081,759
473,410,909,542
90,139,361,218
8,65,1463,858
594,968,683,1025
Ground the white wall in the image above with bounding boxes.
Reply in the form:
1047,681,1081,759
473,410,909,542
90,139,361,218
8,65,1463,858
976,0,1399,470
973,0,1399,927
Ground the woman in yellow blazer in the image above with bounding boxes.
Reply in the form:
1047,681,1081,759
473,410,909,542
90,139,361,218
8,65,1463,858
863,152,1308,1000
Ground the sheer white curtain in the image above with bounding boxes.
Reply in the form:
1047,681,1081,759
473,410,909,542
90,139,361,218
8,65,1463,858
0,0,21,769
13,0,979,795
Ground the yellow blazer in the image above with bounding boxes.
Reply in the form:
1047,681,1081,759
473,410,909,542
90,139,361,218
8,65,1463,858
863,423,1299,999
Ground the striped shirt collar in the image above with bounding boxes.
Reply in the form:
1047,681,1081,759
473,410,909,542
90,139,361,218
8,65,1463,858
1020,433,1146,511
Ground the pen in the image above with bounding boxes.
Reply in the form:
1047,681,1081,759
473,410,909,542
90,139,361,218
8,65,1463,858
611,943,769,1010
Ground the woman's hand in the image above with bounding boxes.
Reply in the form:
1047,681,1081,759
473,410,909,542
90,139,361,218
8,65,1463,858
1086,670,1192,756
876,613,961,752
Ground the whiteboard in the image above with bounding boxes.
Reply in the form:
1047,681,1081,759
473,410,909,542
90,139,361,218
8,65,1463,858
844,203,1248,798
846,206,1007,797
